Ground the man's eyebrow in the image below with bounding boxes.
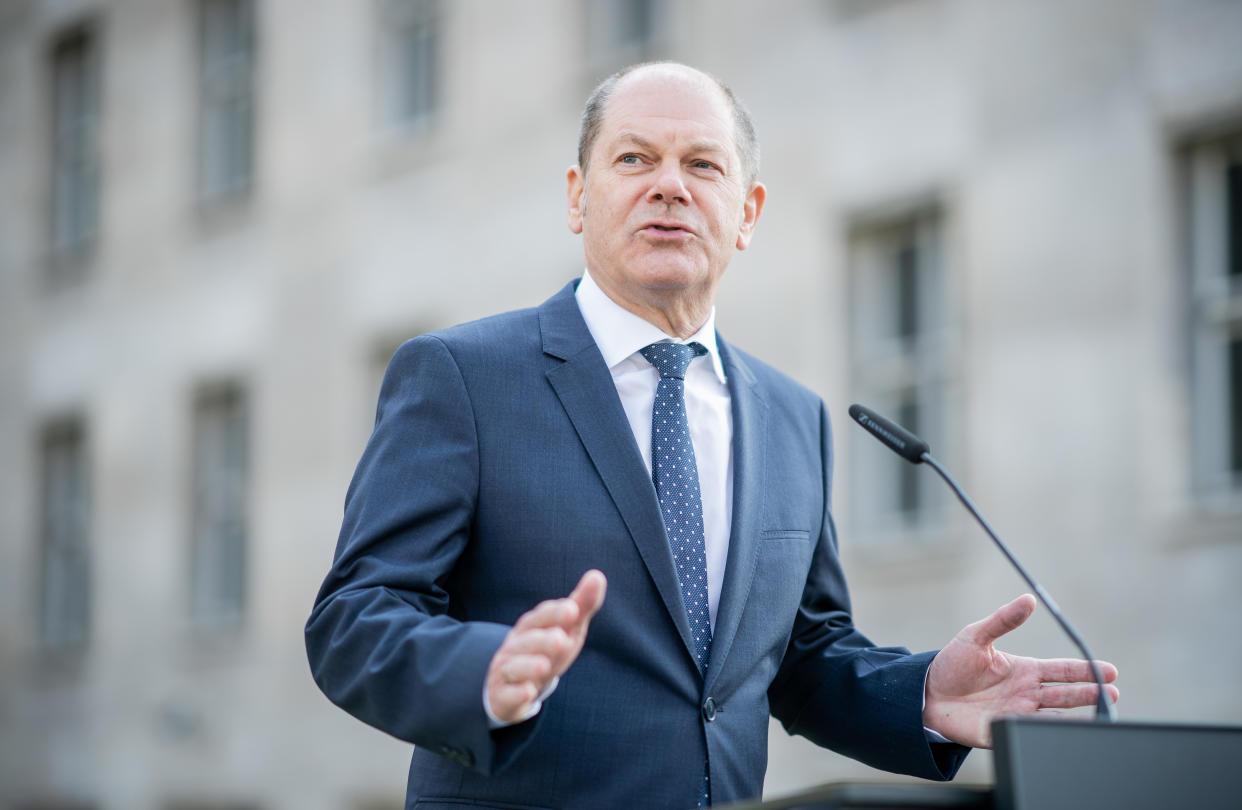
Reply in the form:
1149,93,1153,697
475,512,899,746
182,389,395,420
610,131,731,158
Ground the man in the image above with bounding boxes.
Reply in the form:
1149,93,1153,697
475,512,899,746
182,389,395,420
305,62,1118,808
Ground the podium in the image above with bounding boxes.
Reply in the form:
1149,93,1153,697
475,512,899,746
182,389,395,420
718,717,1242,810
991,716,1242,809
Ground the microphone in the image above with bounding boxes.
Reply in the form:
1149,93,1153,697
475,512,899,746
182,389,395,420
848,403,1116,721
847,404,928,463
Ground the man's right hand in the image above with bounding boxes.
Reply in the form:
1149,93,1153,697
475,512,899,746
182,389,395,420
485,569,608,725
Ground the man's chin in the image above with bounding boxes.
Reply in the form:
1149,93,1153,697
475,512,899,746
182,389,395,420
630,262,714,292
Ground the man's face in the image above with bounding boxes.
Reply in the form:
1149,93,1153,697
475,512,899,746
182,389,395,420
567,67,765,326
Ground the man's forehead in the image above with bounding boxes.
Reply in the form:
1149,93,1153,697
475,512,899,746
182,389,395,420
597,69,735,147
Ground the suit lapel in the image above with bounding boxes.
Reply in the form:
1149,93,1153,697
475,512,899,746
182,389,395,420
539,283,698,662
705,337,768,691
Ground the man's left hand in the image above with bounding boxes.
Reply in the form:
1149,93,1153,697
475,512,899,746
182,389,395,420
923,594,1120,748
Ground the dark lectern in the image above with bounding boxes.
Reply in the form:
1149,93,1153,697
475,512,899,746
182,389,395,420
992,716,1242,810
717,717,1242,810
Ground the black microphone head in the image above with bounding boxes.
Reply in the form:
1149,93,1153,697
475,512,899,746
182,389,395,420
848,404,930,464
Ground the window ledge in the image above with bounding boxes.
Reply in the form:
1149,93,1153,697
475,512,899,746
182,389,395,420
1166,492,1242,549
368,119,449,180
844,522,973,580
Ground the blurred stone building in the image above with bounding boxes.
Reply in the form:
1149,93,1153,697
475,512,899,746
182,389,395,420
1,0,1240,808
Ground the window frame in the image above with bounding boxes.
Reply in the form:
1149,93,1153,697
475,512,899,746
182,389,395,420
37,417,91,650
376,0,442,133
196,0,257,206
846,205,958,544
47,22,102,271
189,381,250,631
1186,131,1242,500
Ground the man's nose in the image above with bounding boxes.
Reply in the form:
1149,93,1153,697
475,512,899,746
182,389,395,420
646,161,691,205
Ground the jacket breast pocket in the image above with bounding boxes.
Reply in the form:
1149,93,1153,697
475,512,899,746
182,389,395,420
759,528,811,543
755,529,814,546
752,529,814,621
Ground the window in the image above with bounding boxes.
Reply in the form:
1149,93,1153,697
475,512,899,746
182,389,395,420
39,419,90,648
49,26,101,263
198,0,256,203
190,384,249,629
586,0,664,73
1188,132,1242,496
379,0,440,129
848,209,952,537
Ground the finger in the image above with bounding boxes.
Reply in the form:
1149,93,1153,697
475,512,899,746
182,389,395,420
567,569,607,630
968,594,1037,646
513,597,579,632
496,653,553,685
501,626,573,659
1036,682,1121,710
1036,658,1119,684
511,572,608,637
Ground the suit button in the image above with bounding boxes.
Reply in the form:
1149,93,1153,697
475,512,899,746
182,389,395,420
702,697,717,722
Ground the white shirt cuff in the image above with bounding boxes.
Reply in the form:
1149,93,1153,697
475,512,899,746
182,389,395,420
484,675,560,730
921,665,955,744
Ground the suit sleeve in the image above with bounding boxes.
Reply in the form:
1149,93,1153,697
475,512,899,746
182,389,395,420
304,335,538,775
767,401,970,780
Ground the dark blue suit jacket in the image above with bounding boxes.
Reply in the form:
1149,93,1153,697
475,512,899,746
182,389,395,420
306,281,968,809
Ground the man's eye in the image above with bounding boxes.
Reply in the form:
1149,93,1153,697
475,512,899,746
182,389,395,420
693,160,718,171
620,154,642,164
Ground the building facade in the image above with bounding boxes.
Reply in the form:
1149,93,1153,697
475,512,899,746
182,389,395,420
1,0,1240,807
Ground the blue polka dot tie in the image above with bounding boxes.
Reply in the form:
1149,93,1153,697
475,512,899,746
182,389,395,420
640,341,713,806
640,341,713,673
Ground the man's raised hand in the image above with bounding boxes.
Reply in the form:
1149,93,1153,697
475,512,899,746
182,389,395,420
923,594,1119,748
485,570,608,725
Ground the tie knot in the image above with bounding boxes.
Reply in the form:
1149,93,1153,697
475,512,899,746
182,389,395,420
639,341,707,380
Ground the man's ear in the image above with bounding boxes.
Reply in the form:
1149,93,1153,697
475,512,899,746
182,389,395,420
735,181,766,251
567,165,585,235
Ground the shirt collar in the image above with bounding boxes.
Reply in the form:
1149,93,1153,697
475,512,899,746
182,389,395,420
575,269,727,384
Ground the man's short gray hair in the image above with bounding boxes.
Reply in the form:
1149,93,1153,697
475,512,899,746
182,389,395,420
576,62,761,189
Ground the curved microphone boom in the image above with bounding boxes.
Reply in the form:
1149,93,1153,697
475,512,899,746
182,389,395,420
847,403,1116,722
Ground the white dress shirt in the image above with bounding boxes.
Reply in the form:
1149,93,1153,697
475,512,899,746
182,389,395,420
574,269,733,629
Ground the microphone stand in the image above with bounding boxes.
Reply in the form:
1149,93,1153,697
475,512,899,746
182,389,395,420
848,403,1115,721
919,452,1116,721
